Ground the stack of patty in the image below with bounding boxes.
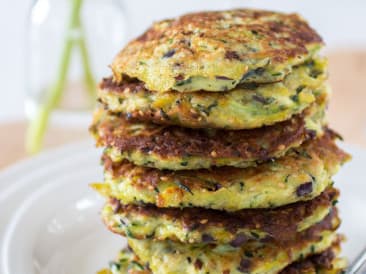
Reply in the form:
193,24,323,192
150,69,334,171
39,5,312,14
91,9,351,274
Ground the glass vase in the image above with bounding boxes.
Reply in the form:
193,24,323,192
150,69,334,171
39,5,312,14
26,0,128,153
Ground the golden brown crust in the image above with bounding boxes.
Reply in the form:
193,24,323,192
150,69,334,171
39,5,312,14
98,62,327,129
102,238,344,274
281,241,343,274
107,188,338,244
111,9,323,92
91,110,315,162
101,129,349,192
94,130,350,210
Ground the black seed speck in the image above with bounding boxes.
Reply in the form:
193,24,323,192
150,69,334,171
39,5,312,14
194,259,203,270
225,51,241,60
202,234,215,243
112,198,121,213
175,74,184,81
244,250,254,258
237,258,251,272
230,233,248,247
290,94,299,102
141,147,151,153
307,129,317,139
163,49,175,58
296,182,313,197
207,183,222,192
215,75,233,80
240,82,259,90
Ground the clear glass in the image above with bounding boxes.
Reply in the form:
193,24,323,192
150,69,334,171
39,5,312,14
26,0,128,124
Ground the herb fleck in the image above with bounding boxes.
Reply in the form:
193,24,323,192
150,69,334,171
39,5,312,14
241,82,259,90
175,78,192,87
160,109,170,120
252,94,275,105
310,69,322,78
225,50,241,60
128,261,144,270
175,181,193,195
244,250,254,258
109,262,121,271
250,231,260,239
207,102,218,112
125,229,134,238
291,85,306,102
284,174,290,183
271,72,282,77
254,67,265,75
311,245,315,253
296,85,306,93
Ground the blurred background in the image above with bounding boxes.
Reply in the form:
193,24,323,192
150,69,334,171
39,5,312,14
1,0,366,168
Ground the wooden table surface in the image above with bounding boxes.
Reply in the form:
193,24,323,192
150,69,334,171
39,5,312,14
1,50,366,170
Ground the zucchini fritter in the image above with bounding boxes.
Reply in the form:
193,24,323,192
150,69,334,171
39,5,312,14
92,131,349,211
111,9,323,93
98,239,345,274
126,212,340,274
91,103,326,170
101,58,328,130
102,188,338,245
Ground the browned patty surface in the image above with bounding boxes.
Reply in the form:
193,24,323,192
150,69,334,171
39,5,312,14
280,240,343,273
111,9,323,92
92,110,317,163
102,129,347,189
108,187,338,244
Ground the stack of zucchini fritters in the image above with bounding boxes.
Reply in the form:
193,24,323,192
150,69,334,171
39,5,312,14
91,9,351,274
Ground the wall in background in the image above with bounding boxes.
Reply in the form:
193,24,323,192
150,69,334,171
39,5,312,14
1,0,366,121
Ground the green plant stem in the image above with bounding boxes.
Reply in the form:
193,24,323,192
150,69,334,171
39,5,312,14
26,0,92,154
77,25,97,103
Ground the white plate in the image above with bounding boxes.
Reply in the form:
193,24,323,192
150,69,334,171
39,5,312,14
0,141,365,274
